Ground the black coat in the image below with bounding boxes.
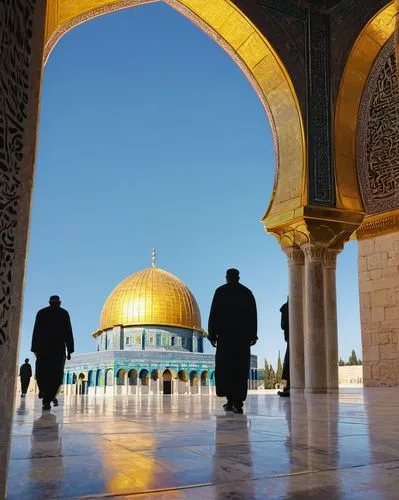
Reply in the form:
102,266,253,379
208,282,257,402
19,363,32,380
280,301,289,342
208,282,257,344
31,306,75,358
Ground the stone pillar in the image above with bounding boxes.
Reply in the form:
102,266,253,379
0,3,46,498
324,249,340,391
302,244,328,393
285,247,305,391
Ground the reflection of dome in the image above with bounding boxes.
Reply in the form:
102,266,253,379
99,267,201,332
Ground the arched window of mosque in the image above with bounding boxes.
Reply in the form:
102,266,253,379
126,337,130,345
149,335,154,345
134,335,141,345
162,335,169,346
171,337,175,346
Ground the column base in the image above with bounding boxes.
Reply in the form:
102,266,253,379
289,388,305,395
326,388,339,394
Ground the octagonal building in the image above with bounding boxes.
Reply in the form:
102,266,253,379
63,257,258,396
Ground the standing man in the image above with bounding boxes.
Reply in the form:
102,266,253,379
31,295,74,411
278,299,290,397
19,358,32,397
208,269,257,414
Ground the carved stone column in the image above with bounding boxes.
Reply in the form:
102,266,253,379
0,2,47,498
324,248,341,391
302,244,328,393
284,247,305,391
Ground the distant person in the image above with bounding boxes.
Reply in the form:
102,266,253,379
278,299,290,397
19,358,32,397
31,295,74,411
208,269,257,414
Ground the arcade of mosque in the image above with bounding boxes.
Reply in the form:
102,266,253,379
62,251,257,397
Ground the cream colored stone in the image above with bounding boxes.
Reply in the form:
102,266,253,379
384,306,399,321
370,290,387,308
380,344,397,360
363,345,381,362
359,239,374,256
367,253,388,271
381,265,398,277
378,332,391,345
362,332,372,346
371,307,385,323
374,277,396,291
359,293,370,307
358,255,367,272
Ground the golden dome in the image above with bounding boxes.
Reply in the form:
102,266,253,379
98,267,201,332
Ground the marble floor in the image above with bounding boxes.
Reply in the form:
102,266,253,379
5,389,399,499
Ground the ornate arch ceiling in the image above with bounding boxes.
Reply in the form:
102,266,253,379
45,0,306,228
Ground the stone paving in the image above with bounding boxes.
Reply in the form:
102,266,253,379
6,389,399,498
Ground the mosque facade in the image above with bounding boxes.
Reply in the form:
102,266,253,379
62,257,258,396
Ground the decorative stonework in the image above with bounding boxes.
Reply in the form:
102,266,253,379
0,0,37,346
301,243,326,263
324,248,340,269
357,36,399,215
285,247,305,266
356,211,399,240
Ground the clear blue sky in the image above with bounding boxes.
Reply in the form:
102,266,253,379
19,3,361,369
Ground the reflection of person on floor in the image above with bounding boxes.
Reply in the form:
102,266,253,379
31,295,75,411
19,358,32,397
208,269,257,414
278,299,290,397
30,413,63,496
213,415,254,498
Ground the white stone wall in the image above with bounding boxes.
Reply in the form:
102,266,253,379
358,233,399,386
338,366,363,385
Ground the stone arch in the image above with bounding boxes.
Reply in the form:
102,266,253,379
96,369,103,386
210,371,215,385
128,369,138,386
116,368,126,385
151,369,159,381
44,0,305,226
105,368,114,386
162,369,173,395
335,2,395,214
178,370,188,382
200,371,209,386
139,369,149,386
189,371,198,386
88,370,94,387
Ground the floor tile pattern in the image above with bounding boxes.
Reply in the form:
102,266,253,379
6,389,399,499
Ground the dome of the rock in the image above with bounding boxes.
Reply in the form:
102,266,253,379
98,267,201,332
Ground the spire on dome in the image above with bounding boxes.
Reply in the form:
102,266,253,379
152,248,156,268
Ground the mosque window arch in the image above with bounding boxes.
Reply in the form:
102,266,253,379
128,369,137,386
105,369,114,386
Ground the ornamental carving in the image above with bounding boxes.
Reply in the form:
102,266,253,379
0,0,37,346
357,37,399,214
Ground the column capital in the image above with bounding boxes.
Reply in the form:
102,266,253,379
324,248,341,269
284,246,304,266
301,243,326,263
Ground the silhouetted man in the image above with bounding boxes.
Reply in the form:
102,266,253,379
208,269,257,413
19,358,32,397
278,299,290,397
31,295,74,411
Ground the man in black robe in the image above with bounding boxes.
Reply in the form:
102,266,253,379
31,295,74,411
208,269,257,414
19,358,32,397
278,299,290,397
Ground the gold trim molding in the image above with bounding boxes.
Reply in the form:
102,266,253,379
355,210,399,240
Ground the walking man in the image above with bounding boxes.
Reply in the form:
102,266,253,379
278,299,290,397
208,269,257,414
31,295,74,411
19,358,32,397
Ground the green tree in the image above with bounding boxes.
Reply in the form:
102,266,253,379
276,351,283,386
257,369,265,380
338,358,345,366
349,349,358,366
264,359,276,389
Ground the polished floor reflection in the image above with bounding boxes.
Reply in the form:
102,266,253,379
6,389,399,498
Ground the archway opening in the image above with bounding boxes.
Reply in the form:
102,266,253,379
105,369,114,386
178,370,187,382
116,369,127,385
139,369,149,386
163,369,173,395
128,369,138,386
200,371,209,387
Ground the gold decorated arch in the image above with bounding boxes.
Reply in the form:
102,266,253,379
45,0,305,225
335,2,395,214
